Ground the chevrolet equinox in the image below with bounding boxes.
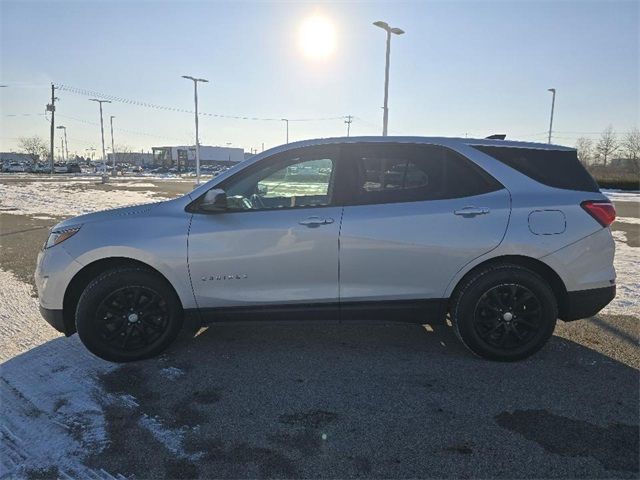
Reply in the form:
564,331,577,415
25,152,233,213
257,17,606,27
35,137,617,362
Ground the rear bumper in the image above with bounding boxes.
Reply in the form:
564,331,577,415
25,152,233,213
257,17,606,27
39,306,73,336
560,285,616,321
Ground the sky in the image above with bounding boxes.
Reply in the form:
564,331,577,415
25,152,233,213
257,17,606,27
1,0,638,158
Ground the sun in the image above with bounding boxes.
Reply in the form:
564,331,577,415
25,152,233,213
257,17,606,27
299,16,336,59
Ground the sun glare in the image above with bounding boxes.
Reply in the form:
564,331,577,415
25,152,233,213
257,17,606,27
299,16,336,59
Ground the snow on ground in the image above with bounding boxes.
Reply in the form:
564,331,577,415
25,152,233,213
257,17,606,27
0,180,173,218
615,216,640,225
603,230,640,317
0,268,121,479
0,269,57,363
603,189,640,203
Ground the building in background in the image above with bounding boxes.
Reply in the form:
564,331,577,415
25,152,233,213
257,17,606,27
106,152,154,167
151,145,245,170
0,152,32,163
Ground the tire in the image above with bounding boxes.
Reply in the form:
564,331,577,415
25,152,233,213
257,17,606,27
75,267,183,362
451,264,557,361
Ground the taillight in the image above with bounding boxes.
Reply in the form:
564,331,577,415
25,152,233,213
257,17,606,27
581,200,616,227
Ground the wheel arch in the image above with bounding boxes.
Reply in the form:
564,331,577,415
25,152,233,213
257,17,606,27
62,257,184,336
447,255,569,319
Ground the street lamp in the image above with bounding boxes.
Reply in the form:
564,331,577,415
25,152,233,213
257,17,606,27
56,125,69,162
110,116,116,176
89,98,111,180
281,119,289,144
182,75,209,185
547,88,556,144
373,20,404,136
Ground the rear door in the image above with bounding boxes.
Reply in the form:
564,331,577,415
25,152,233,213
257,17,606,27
339,142,511,302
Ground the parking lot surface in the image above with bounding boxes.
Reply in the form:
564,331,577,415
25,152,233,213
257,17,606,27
0,176,638,479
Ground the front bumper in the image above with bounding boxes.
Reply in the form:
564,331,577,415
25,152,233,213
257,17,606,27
39,306,73,336
560,285,616,321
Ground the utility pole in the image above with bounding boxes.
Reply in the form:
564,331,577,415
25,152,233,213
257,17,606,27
110,116,116,176
373,21,405,136
344,115,353,137
547,88,556,144
89,98,111,181
182,75,209,185
56,126,68,162
281,119,289,144
47,84,58,173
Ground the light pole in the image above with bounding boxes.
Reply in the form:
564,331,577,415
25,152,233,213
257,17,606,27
281,119,289,144
182,75,209,185
56,126,68,162
547,88,556,144
89,98,111,180
110,115,116,176
373,21,404,136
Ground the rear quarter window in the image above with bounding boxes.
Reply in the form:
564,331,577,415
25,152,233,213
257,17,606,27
472,145,599,192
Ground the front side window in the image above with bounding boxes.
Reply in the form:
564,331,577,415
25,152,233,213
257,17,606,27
222,152,336,211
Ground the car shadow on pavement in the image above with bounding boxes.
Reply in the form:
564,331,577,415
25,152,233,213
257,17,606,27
2,321,638,479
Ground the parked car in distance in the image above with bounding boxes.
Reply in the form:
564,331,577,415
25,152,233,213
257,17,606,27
31,163,50,173
4,161,31,172
36,136,616,363
53,163,69,174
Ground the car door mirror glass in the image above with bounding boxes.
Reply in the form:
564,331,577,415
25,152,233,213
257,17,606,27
200,188,228,212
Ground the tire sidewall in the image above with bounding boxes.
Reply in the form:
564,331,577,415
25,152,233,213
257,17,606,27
453,266,557,361
76,268,183,362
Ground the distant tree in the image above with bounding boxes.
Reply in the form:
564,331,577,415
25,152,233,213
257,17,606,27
622,128,640,173
575,137,594,165
17,135,48,162
594,126,619,166
622,128,640,161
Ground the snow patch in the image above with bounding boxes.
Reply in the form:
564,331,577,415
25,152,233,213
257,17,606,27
603,189,640,204
614,216,640,225
0,180,172,218
159,366,185,380
0,269,120,478
603,230,640,316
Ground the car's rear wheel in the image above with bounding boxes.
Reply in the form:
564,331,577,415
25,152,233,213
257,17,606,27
451,264,557,361
75,267,183,362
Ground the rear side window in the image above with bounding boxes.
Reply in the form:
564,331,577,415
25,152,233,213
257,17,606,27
343,144,503,205
472,145,599,192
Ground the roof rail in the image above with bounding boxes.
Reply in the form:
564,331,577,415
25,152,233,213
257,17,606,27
485,134,506,140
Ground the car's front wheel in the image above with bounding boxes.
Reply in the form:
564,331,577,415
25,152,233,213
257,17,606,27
75,267,183,362
451,264,558,361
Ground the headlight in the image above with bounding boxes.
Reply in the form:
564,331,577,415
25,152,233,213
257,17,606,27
45,226,82,249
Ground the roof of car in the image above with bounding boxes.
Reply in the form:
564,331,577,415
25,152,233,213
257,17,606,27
274,136,575,152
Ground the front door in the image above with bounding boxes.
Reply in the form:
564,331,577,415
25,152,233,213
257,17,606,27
188,146,342,309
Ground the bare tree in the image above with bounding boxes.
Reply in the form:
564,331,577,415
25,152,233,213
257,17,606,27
622,128,640,161
575,137,594,165
595,126,619,166
622,128,640,173
17,135,48,162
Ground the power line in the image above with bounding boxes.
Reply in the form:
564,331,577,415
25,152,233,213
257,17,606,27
55,83,347,123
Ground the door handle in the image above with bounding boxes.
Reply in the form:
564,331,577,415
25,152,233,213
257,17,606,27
454,206,490,217
299,216,334,227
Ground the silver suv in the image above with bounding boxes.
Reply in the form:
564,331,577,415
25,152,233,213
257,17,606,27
35,137,616,362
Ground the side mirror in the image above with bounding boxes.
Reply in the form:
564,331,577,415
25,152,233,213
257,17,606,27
200,188,227,212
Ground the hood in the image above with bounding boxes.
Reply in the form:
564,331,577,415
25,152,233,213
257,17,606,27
52,201,163,230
